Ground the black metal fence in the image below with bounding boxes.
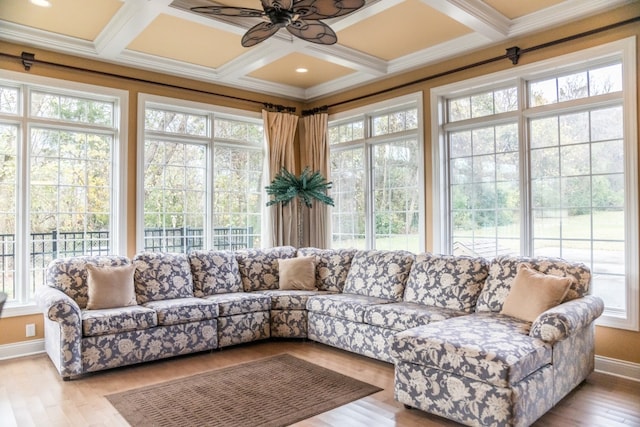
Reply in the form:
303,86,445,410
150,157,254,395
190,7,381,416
0,227,255,294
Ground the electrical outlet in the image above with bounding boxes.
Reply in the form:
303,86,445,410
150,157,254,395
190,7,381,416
26,323,36,337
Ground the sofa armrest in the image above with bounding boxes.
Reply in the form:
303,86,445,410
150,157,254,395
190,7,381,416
35,286,84,378
36,285,82,325
530,295,604,344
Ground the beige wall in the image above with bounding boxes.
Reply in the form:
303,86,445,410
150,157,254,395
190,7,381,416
1,3,639,365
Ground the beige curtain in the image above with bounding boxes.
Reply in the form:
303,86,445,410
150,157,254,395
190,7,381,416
299,112,331,248
263,109,299,247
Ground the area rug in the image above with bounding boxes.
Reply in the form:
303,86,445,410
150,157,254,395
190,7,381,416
106,353,382,427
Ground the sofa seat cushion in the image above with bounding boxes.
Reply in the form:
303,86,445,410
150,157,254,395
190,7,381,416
253,289,337,310
203,293,270,316
364,302,466,332
390,312,552,388
143,297,219,326
306,294,393,323
82,305,157,337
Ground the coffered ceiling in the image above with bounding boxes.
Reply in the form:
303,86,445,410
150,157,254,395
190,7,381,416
0,0,633,101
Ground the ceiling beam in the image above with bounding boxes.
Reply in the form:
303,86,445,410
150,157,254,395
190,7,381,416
421,0,511,40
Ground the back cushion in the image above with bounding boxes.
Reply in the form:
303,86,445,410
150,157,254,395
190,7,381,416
46,255,130,309
476,255,592,313
133,252,194,303
404,253,489,312
343,250,414,301
188,250,242,297
297,247,357,292
235,246,297,292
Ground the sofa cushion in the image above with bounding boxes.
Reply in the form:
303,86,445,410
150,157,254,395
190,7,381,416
501,265,572,322
188,250,242,297
203,292,270,316
306,294,393,323
364,302,466,332
342,250,414,301
143,297,219,326
46,255,131,309
253,289,337,310
86,264,137,310
133,252,194,303
297,248,357,292
476,256,591,313
235,246,297,292
82,305,157,337
404,253,488,313
390,312,552,388
278,256,317,290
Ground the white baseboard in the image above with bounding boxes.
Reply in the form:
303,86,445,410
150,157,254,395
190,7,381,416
0,339,45,360
0,340,638,382
595,355,640,382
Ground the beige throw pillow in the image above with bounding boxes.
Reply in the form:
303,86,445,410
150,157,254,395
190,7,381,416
278,256,317,291
500,264,572,322
86,264,137,310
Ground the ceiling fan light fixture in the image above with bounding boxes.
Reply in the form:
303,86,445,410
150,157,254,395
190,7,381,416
295,67,308,73
190,0,365,47
30,0,52,7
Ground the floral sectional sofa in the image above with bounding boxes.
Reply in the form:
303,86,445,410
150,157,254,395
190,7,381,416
36,246,604,427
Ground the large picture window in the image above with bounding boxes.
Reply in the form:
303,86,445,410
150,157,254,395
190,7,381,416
328,94,424,252
138,95,264,253
433,38,638,330
0,72,127,312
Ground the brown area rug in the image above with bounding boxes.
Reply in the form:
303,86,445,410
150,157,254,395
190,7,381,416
106,353,382,427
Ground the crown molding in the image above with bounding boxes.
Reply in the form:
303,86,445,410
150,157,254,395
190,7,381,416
509,0,633,37
0,21,98,57
423,0,511,40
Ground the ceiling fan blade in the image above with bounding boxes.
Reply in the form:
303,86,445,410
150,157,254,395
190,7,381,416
190,6,265,18
262,0,294,10
293,0,365,20
242,21,280,47
286,19,337,45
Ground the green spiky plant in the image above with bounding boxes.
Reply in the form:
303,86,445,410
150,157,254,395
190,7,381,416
266,167,334,247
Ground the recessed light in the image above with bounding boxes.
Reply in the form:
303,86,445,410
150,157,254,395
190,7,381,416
295,68,308,73
30,0,52,7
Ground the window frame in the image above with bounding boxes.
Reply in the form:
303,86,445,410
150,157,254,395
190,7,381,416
136,93,265,253
328,92,425,252
0,69,128,317
431,37,638,330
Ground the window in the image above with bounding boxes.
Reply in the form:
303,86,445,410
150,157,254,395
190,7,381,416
0,71,127,312
138,95,264,253
328,94,424,252
432,38,638,330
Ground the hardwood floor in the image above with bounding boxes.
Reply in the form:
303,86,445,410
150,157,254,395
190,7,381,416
0,340,638,426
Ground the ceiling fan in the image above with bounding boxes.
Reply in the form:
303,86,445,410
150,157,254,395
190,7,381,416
190,0,366,47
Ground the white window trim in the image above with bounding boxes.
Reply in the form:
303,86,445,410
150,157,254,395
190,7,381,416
136,93,265,253
329,92,425,252
431,37,638,330
0,69,128,318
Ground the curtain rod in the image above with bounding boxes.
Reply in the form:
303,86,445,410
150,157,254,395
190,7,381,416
325,15,640,111
0,51,298,113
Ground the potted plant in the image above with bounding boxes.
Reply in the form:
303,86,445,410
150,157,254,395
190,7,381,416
266,167,334,247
